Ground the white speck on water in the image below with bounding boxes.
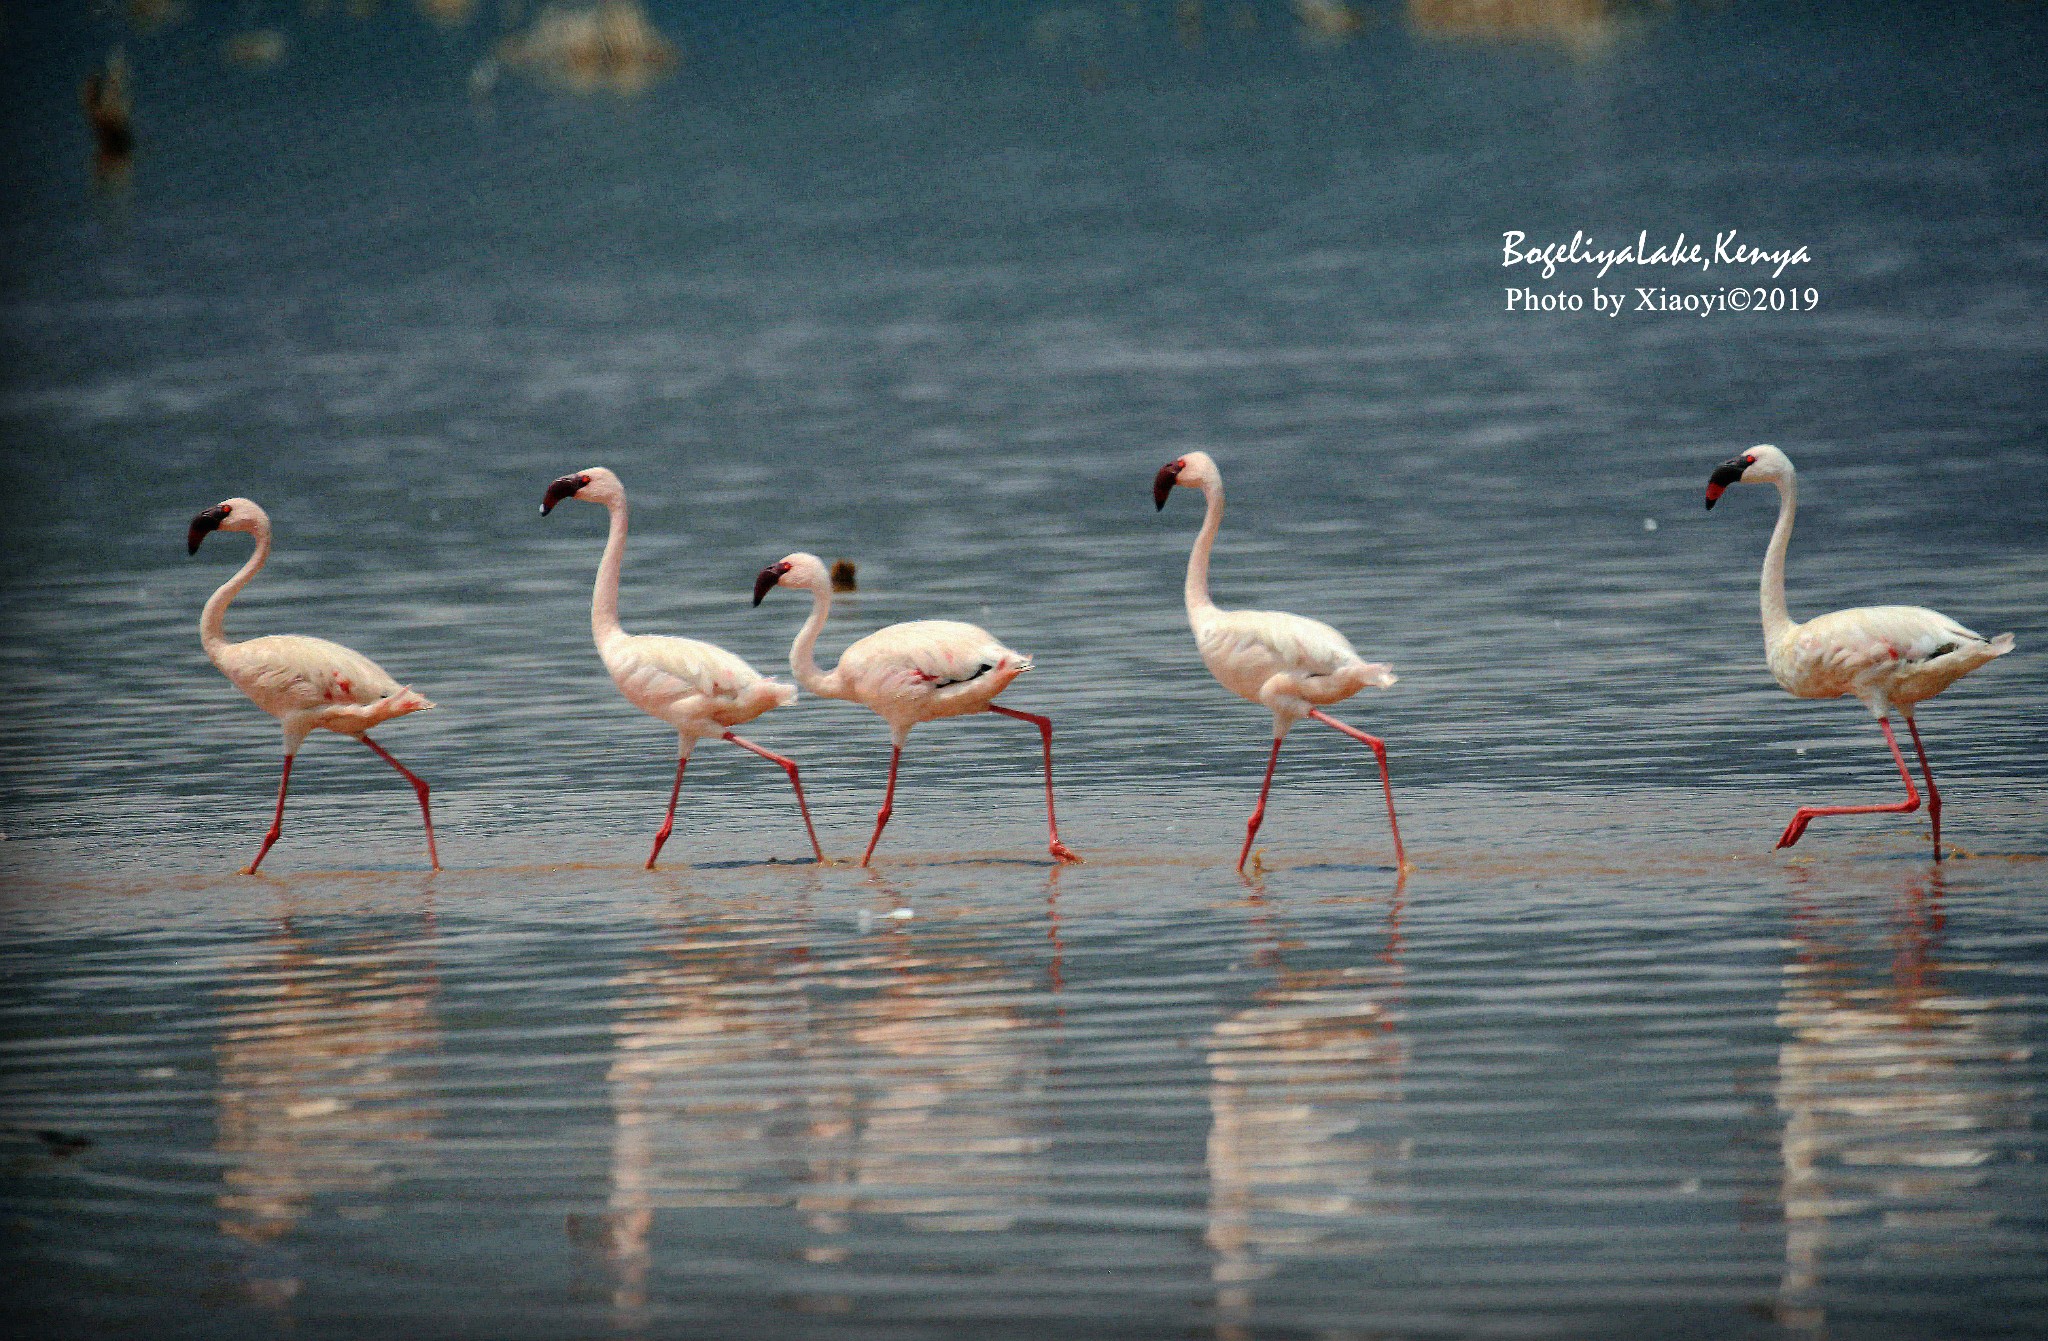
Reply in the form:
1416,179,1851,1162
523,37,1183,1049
886,908,914,920
1643,518,1658,531
1678,1178,1702,1194
141,1066,176,1079
1796,747,1807,755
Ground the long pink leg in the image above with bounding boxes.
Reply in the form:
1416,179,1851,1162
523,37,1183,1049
987,704,1082,864
1903,716,1942,860
242,755,295,875
646,753,687,870
860,746,903,867
362,736,440,871
1306,708,1406,870
1776,717,1920,850
1237,736,1284,873
723,731,825,862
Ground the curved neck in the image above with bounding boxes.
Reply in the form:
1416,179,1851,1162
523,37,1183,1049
201,524,270,661
1759,475,1796,643
1184,477,1223,616
592,496,628,644
788,584,835,697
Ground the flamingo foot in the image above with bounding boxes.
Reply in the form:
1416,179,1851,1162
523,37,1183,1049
1776,813,1813,849
1049,839,1082,865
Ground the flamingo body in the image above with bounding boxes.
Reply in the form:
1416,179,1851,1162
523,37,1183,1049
599,631,797,737
754,553,1077,865
1765,604,2013,710
1705,443,2014,856
212,634,433,743
1193,607,1396,714
1154,451,1405,871
187,497,439,873
828,619,1031,732
542,467,821,867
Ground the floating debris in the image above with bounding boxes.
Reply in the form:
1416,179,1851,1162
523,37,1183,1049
82,49,135,176
1408,0,1617,52
1295,0,1366,40
416,0,479,23
497,1,680,95
829,559,858,593
224,30,289,68
37,1129,94,1158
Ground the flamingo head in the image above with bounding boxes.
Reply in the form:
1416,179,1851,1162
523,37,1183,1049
754,552,829,606
1705,444,1791,509
187,497,266,554
541,465,623,515
1153,449,1219,510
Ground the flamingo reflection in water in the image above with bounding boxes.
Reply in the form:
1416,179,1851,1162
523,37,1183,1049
1772,871,2032,1335
214,894,441,1313
581,876,1054,1328
1207,878,1410,1339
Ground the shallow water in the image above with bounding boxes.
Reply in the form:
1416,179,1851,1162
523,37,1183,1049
3,1,2046,1336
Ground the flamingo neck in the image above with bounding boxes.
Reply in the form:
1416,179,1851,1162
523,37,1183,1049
592,495,628,645
789,583,837,698
200,522,270,663
1759,473,1796,644
1184,476,1223,618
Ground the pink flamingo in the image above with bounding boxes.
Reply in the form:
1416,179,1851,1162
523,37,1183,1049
544,469,822,868
1706,445,2013,858
1153,452,1405,872
188,498,439,874
753,553,1081,866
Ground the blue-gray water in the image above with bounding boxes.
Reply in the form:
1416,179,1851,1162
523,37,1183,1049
2,2,2045,1337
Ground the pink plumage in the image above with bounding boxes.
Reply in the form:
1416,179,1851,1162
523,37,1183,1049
754,552,1080,866
1705,443,2015,856
1154,451,1406,873
187,497,439,874
543,467,822,868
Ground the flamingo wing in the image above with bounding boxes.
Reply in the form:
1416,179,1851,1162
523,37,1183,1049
609,634,769,709
840,619,1022,701
1199,608,1360,676
227,634,406,712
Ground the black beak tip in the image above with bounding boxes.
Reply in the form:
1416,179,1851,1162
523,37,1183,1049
752,567,778,607
1152,464,1179,511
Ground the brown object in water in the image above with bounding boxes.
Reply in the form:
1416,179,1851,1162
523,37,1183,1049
83,52,134,163
830,560,858,593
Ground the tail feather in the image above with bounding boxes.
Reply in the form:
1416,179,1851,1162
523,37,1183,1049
1344,662,1397,692
1989,632,2015,656
330,686,433,734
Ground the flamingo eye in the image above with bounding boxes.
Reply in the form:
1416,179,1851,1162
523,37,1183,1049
577,474,591,487
219,503,233,515
1742,455,1756,466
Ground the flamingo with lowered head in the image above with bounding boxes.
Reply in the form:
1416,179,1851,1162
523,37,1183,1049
1705,444,2013,858
188,498,439,874
1153,452,1405,873
753,552,1081,866
542,468,822,868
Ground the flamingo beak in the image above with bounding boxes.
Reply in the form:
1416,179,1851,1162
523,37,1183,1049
752,562,790,607
1152,463,1180,511
540,474,585,516
186,504,228,555
1704,458,1746,510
